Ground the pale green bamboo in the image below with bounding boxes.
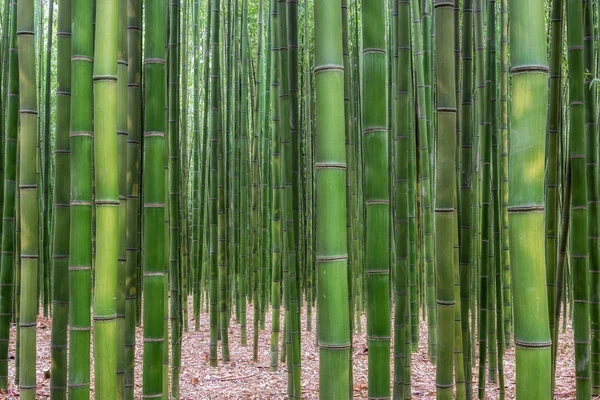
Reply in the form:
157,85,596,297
92,0,119,396
508,0,552,397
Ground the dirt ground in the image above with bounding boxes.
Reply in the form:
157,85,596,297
0,298,579,399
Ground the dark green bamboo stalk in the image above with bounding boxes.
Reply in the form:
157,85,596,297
198,0,211,333
125,0,142,396
478,0,495,393
14,127,20,387
41,0,54,320
278,0,300,393
362,0,390,396
16,0,39,395
490,2,505,395
208,0,221,368
422,0,433,174
179,3,190,327
141,0,166,396
410,0,436,363
216,0,230,365
286,0,300,317
583,0,600,394
261,0,272,334
239,0,249,346
269,0,283,370
68,0,94,397
475,0,487,393
192,0,200,331
341,0,354,393
116,0,128,395
567,0,590,398
408,32,418,353
487,0,499,386
546,0,563,378
168,0,183,390
433,1,457,398
251,0,264,361
314,0,350,394
459,0,473,396
499,0,511,351
0,0,17,389
394,1,410,397
49,0,71,396
508,0,552,397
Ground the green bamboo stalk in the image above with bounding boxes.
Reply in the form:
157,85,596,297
394,1,410,397
278,0,300,393
269,0,282,370
168,0,184,390
408,34,418,353
116,0,128,395
216,0,230,365
163,6,171,394
477,0,493,393
68,0,94,397
141,0,166,396
192,0,200,331
260,0,272,333
459,0,473,396
239,0,249,347
41,0,53,319
433,1,457,399
224,0,234,328
487,0,498,385
179,2,191,330
208,0,221,367
410,0,435,363
49,0,71,396
362,0,390,396
14,128,20,387
508,0,552,397
314,0,350,394
567,0,590,398
16,0,39,395
0,0,9,222
546,0,563,378
499,0,511,351
198,0,211,332
583,0,600,394
251,0,264,361
286,0,300,314
0,0,17,389
471,0,482,367
125,0,142,395
422,0,433,174
92,0,119,396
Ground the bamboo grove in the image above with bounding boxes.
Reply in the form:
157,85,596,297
0,0,597,399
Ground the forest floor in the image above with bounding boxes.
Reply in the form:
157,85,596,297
0,298,579,399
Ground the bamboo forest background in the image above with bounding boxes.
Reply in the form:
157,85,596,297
0,0,593,399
